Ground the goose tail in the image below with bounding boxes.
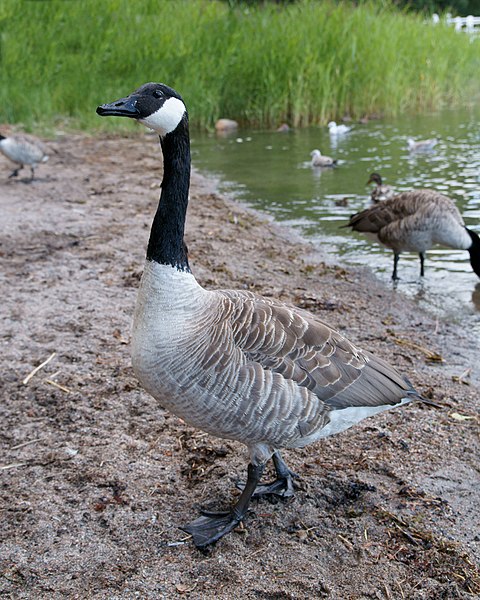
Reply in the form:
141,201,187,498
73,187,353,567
466,228,480,278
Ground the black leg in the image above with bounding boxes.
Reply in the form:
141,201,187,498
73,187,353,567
254,451,296,498
8,166,22,178
392,253,400,281
30,166,35,180
180,462,264,548
419,252,425,277
237,451,297,499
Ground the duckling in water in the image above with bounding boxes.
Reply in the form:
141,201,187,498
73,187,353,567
407,137,437,152
310,149,336,167
328,121,351,135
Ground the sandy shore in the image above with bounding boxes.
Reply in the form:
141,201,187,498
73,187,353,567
1,134,478,599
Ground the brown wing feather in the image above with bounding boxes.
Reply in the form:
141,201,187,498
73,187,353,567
346,190,462,234
221,290,414,410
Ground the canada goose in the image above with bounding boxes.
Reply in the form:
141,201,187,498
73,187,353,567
310,149,336,167
328,121,351,135
345,189,480,280
366,173,395,203
0,134,49,180
407,137,437,152
97,83,418,549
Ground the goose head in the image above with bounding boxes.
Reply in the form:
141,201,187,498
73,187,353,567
310,149,322,158
96,82,187,137
366,172,382,186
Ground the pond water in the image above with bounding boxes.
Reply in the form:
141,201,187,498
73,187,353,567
190,108,480,333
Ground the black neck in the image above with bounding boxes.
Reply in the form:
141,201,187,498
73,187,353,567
146,114,191,272
467,228,480,278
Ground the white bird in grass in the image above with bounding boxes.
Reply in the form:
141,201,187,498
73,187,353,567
0,133,49,180
407,137,437,152
97,82,419,549
310,149,336,167
328,121,351,135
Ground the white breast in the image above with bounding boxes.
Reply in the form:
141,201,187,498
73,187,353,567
132,261,208,365
131,261,227,424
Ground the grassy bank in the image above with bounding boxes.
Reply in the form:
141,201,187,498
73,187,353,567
0,0,479,132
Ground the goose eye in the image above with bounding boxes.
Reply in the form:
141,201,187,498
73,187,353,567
153,90,163,99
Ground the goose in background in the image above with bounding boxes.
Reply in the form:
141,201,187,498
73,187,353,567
0,133,49,180
407,137,437,152
97,83,419,549
345,189,480,280
310,149,336,167
328,121,351,135
366,172,395,203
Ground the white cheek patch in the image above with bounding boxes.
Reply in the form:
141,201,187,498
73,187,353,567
140,97,186,136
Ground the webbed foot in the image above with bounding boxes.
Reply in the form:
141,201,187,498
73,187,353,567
180,462,264,549
181,510,241,548
252,474,296,498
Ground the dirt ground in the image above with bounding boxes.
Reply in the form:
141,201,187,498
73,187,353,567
1,133,479,600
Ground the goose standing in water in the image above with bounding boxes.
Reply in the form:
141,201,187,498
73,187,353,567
310,149,336,167
345,189,480,280
0,134,49,180
366,172,395,203
97,83,419,548
328,121,351,135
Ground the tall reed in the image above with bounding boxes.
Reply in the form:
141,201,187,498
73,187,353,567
0,0,478,131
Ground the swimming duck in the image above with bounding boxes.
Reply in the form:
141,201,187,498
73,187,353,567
97,83,419,548
328,121,351,135
366,173,395,203
345,189,480,280
0,134,49,180
310,149,336,167
407,137,437,152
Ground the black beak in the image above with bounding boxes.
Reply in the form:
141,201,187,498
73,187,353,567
96,94,140,118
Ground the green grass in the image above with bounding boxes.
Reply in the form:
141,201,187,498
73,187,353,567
0,0,478,132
